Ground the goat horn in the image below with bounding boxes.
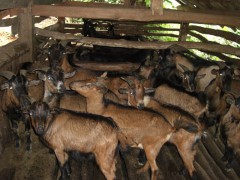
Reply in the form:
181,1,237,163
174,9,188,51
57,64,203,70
0,71,15,80
178,63,190,72
33,67,49,72
120,77,134,87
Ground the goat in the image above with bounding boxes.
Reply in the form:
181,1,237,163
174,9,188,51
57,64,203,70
47,42,97,90
69,74,199,180
0,71,39,150
119,78,206,177
219,95,240,169
157,52,205,92
25,101,121,180
153,84,208,119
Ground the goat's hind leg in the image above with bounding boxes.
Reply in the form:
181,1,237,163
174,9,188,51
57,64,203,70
95,144,117,180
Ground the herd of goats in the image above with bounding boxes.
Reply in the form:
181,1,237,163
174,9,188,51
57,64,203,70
0,20,240,180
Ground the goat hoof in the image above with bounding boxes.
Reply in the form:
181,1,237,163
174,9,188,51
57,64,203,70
26,145,32,152
221,156,228,162
179,167,187,176
191,171,198,180
226,162,233,170
15,141,20,148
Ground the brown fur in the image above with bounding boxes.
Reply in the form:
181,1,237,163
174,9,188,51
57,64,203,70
60,55,97,89
220,99,240,157
154,84,207,118
70,78,197,180
29,102,119,180
129,94,205,177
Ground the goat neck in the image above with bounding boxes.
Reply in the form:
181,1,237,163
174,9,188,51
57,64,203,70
61,54,75,74
2,89,20,111
86,93,106,115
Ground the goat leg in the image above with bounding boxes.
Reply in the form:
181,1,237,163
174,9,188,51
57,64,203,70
11,120,20,148
59,162,70,180
24,119,32,151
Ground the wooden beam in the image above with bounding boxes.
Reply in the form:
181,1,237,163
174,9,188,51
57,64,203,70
34,27,240,57
189,25,240,44
72,61,141,72
178,23,188,41
0,8,24,19
31,4,240,27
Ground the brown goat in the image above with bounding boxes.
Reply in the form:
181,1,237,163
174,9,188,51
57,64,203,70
219,95,240,168
26,101,120,180
119,80,206,177
154,84,208,119
70,74,199,180
60,54,97,89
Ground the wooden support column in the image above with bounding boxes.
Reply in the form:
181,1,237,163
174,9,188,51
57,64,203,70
178,23,189,41
151,0,163,15
19,4,33,61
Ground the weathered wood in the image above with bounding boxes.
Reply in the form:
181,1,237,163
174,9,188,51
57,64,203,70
34,27,240,57
19,6,33,62
178,23,189,41
151,0,163,15
72,61,141,72
177,5,240,17
31,4,240,27
189,25,240,44
0,8,24,19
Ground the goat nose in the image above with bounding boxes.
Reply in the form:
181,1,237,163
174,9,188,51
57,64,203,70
137,103,144,110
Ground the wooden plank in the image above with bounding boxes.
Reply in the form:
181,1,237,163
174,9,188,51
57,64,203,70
189,25,240,44
0,8,24,19
72,61,141,72
34,27,240,57
0,0,28,10
178,23,189,41
31,4,240,27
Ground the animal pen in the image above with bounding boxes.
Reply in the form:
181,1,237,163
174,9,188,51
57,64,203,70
0,0,240,180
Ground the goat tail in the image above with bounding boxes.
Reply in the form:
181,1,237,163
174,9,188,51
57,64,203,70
173,116,199,133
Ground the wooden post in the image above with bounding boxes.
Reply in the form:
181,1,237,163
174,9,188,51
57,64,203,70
19,2,33,61
151,0,163,15
178,23,189,42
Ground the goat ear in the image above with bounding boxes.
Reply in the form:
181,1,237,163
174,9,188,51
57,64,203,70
28,80,41,87
144,87,155,94
50,108,61,115
195,74,206,80
34,70,46,81
118,88,129,94
100,72,108,78
64,70,76,79
226,96,235,105
0,83,9,90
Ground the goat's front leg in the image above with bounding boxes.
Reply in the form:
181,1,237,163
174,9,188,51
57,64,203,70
24,118,32,151
11,120,20,148
55,150,70,180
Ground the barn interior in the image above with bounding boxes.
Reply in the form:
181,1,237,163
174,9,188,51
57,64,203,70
0,0,240,179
